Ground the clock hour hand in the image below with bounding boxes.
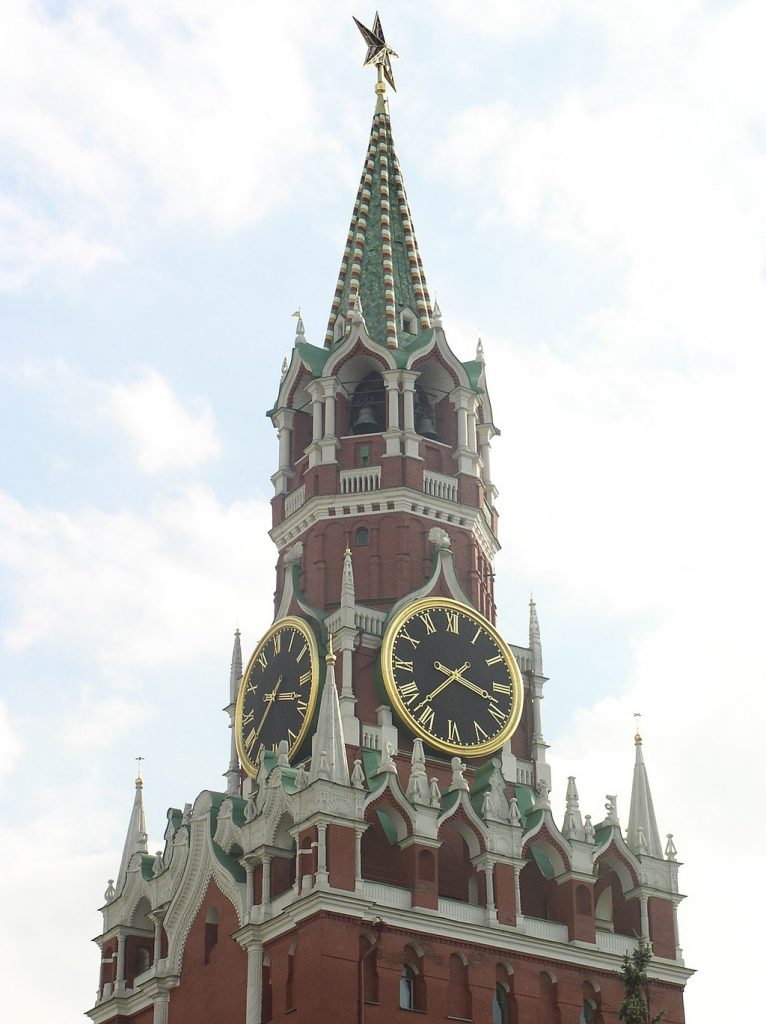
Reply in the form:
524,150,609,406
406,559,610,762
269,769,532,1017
428,660,470,702
254,675,283,734
452,671,493,701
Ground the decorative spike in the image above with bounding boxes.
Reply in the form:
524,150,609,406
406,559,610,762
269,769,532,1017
115,770,149,895
429,777,442,808
281,354,289,380
351,759,366,790
583,814,595,843
431,300,442,329
562,775,585,841
152,850,164,877
529,594,543,674
104,879,116,903
604,794,620,826
225,629,243,795
341,547,356,610
308,639,349,786
665,833,678,861
405,738,429,804
627,732,664,858
508,796,522,827
294,763,308,790
476,337,485,363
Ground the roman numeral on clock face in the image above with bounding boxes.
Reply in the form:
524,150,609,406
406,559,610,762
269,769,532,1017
257,651,268,670
393,656,414,672
486,654,503,666
493,682,511,695
447,719,461,742
445,610,460,633
398,681,419,706
487,702,505,725
418,611,437,634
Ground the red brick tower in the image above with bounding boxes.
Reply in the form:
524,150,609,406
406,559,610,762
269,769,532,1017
88,17,690,1024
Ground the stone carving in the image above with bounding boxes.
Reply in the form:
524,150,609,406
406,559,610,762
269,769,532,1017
104,879,116,902
508,797,522,827
535,777,551,810
351,759,366,790
605,795,619,826
277,740,290,767
284,541,304,566
377,741,397,775
294,764,308,791
449,756,469,792
152,850,164,877
429,777,442,808
317,750,331,781
583,814,595,843
481,791,495,820
181,803,192,826
562,776,585,841
244,790,259,823
406,739,430,804
636,825,648,856
665,833,678,861
428,526,451,550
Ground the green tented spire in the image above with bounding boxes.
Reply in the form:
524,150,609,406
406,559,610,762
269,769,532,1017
324,103,433,350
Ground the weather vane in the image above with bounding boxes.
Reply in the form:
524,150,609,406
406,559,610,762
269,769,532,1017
633,712,642,741
353,12,399,92
135,754,145,780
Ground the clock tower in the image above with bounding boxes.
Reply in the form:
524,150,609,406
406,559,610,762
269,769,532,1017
88,16,690,1024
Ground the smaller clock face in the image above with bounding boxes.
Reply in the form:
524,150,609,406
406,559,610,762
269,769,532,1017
235,617,319,777
381,598,523,757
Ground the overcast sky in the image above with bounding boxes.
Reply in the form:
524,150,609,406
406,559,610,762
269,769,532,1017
2,1,764,1020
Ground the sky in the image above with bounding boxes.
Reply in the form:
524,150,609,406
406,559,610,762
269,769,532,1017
1,0,764,1019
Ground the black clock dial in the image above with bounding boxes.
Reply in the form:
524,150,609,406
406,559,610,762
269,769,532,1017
235,617,319,777
381,598,523,756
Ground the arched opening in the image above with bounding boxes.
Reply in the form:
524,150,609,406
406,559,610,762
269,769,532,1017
355,526,369,547
437,822,482,904
414,381,438,440
576,884,592,916
360,935,379,1005
204,906,219,964
580,999,596,1024
135,946,151,976
350,371,385,435
400,945,426,1011
594,860,640,937
582,982,602,1024
447,953,471,1020
540,971,561,1024
417,848,435,883
492,983,509,1024
519,841,568,924
361,807,408,888
270,812,297,898
494,964,517,1024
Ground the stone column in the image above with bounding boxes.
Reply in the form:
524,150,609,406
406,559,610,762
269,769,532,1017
640,893,650,940
316,823,328,887
115,932,126,994
354,827,364,891
401,370,420,458
477,421,497,504
514,869,524,928
672,900,683,961
245,939,264,1024
306,380,324,469
382,369,402,457
449,387,481,476
318,377,340,464
261,855,271,911
484,862,497,924
153,992,170,1024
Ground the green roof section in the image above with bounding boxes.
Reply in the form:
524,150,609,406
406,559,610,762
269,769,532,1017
324,107,433,349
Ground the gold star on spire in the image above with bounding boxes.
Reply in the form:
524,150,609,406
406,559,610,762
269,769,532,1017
353,12,399,92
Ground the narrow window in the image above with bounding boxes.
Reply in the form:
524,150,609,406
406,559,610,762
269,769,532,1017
492,984,509,1024
204,906,219,964
400,964,415,1009
355,526,369,547
580,1001,596,1024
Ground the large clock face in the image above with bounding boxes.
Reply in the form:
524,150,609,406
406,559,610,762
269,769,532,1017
235,616,320,778
381,598,523,757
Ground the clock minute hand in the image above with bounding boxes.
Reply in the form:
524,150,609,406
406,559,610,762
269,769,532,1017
452,670,492,701
428,660,470,702
254,675,283,736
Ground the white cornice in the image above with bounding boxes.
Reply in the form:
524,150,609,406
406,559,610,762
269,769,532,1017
270,485,500,563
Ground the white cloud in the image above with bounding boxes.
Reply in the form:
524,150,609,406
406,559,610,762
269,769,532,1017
0,486,274,673
0,0,325,287
61,691,151,751
0,701,23,780
108,368,221,473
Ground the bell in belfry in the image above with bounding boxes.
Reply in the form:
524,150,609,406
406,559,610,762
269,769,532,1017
415,391,438,440
352,402,379,433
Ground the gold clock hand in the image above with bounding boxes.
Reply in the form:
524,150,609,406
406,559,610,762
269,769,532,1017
254,675,283,735
452,671,492,700
427,661,470,702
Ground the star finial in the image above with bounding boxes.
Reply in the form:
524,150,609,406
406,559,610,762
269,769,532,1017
353,12,399,92
135,754,145,785
633,711,642,743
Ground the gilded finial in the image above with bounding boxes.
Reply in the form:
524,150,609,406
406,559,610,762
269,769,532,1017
135,754,145,786
633,712,642,743
353,13,399,96
326,631,337,665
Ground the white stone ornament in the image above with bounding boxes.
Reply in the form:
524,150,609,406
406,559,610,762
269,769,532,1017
605,794,619,826
508,797,522,827
481,790,495,820
294,763,308,791
429,777,442,808
181,803,192,826
152,851,164,877
317,750,331,780
584,814,595,843
379,741,397,774
104,879,116,902
427,526,451,550
535,777,551,810
665,833,678,861
636,825,648,855
449,756,469,792
406,739,430,804
351,759,366,790
244,790,259,823
277,740,290,767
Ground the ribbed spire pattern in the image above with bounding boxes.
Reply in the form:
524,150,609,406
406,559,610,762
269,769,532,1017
626,736,663,858
115,775,148,894
324,109,432,349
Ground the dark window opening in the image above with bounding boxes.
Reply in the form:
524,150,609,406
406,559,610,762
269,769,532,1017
355,526,369,546
351,372,385,435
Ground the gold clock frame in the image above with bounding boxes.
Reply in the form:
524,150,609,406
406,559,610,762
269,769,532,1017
235,615,320,778
381,596,524,757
